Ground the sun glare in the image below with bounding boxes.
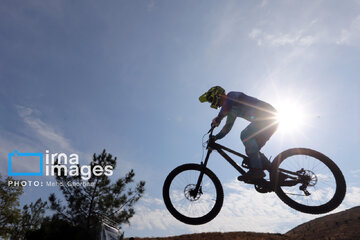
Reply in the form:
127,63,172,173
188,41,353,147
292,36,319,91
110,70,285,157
276,102,307,134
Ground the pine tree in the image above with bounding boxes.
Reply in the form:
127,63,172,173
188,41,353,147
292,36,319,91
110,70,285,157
12,198,47,239
0,175,23,238
48,149,145,237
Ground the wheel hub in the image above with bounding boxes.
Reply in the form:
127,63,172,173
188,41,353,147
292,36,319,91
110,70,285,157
184,184,202,201
298,169,318,186
296,169,318,196
304,170,317,186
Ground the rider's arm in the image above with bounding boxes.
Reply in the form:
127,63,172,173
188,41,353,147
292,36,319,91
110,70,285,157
215,113,236,140
212,94,231,125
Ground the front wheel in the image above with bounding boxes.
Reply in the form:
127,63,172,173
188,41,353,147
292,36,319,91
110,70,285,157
163,164,224,225
271,148,346,214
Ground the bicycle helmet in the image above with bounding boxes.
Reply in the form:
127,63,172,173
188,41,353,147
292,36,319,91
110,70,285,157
199,86,225,109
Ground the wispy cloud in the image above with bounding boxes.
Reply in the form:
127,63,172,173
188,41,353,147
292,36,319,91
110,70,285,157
123,195,182,236
15,105,74,153
344,187,360,206
337,15,360,46
0,105,75,175
249,28,317,47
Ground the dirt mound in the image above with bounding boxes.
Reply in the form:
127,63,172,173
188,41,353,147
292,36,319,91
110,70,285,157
286,206,360,240
128,206,360,240
135,232,289,240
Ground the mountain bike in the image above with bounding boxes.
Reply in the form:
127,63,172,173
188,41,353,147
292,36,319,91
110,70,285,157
163,127,346,225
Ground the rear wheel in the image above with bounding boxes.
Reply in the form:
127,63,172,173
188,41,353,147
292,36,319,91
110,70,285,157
271,148,346,214
163,164,224,225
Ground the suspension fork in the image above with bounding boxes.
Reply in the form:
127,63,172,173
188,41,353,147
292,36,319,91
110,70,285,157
192,148,213,196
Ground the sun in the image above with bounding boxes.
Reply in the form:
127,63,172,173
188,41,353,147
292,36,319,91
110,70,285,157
275,101,307,134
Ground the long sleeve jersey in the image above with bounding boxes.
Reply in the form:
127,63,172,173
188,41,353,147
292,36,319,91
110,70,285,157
215,92,277,139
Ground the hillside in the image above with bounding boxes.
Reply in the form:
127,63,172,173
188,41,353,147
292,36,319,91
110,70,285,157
135,232,289,240
286,206,360,240
129,206,360,240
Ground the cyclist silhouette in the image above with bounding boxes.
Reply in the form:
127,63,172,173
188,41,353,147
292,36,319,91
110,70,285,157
199,86,279,180
163,87,345,224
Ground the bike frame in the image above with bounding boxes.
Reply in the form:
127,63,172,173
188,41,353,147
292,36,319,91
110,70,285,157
194,129,249,194
203,138,248,176
192,128,301,196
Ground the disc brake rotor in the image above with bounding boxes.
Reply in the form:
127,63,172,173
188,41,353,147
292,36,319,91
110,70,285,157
184,184,202,201
304,170,318,186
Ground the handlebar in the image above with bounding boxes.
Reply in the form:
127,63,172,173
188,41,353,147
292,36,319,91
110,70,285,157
205,126,217,149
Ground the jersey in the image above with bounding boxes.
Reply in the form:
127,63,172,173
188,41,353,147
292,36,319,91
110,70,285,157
215,92,277,140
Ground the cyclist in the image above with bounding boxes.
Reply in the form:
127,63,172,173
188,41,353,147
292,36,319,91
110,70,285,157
199,86,278,181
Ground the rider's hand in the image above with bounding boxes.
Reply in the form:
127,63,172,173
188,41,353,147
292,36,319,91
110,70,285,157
211,117,221,128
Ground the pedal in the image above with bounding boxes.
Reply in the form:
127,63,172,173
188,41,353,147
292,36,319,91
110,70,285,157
237,175,253,183
237,175,262,184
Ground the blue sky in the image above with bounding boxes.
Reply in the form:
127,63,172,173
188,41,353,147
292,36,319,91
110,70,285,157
1,0,360,238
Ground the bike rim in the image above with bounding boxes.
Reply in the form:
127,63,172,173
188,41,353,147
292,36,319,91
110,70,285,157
168,169,218,219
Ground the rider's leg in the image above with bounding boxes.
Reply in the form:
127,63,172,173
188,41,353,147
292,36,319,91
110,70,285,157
240,123,265,180
254,120,279,170
240,120,278,177
240,123,262,169
243,138,262,169
259,152,271,170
